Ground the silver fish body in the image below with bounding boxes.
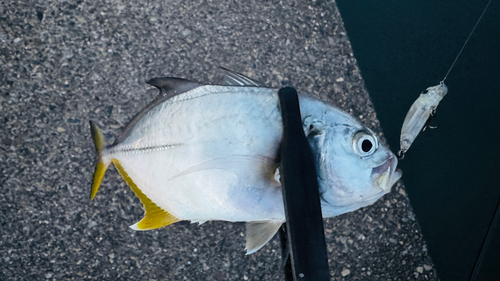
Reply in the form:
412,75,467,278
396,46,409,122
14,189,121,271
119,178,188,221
90,74,402,253
109,86,285,222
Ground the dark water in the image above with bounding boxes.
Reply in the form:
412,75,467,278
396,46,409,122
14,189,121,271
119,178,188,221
336,0,500,280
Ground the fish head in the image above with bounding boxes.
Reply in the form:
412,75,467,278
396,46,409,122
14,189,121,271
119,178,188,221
303,112,402,217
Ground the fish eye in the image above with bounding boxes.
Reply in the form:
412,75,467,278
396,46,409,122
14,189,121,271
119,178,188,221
352,131,378,158
422,89,429,94
362,139,373,152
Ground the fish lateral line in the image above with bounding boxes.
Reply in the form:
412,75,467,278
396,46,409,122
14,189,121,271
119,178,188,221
105,143,183,156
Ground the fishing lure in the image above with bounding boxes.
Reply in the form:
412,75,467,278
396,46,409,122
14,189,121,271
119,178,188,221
398,82,447,159
397,0,491,159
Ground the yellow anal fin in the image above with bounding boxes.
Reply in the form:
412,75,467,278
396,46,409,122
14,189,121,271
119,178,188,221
112,159,180,230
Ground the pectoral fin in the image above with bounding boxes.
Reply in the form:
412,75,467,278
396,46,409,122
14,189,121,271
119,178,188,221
170,155,280,187
245,221,283,254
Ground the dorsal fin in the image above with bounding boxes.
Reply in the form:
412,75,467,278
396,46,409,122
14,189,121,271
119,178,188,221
220,67,262,87
146,77,201,98
113,78,201,145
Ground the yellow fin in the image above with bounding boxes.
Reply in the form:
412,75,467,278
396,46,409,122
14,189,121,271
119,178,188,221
90,121,110,200
112,159,180,230
91,160,110,200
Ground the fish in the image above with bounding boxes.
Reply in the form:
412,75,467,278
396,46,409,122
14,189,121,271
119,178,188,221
398,82,448,159
89,70,402,254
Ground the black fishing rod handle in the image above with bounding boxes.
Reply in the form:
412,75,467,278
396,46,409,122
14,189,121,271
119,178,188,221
278,86,330,281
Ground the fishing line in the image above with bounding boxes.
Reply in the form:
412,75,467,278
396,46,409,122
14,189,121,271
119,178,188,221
441,0,492,83
437,1,497,279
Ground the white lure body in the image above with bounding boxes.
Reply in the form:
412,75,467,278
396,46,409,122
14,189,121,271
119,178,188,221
400,83,448,155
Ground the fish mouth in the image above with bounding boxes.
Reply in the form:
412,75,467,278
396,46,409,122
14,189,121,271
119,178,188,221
371,156,402,192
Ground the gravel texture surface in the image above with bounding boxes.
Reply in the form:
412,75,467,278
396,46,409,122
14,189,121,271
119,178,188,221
1,0,437,280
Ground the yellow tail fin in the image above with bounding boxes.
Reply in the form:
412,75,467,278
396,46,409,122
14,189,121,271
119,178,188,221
89,121,110,200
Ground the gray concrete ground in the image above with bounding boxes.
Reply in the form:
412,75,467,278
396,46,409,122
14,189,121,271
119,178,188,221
0,0,437,280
